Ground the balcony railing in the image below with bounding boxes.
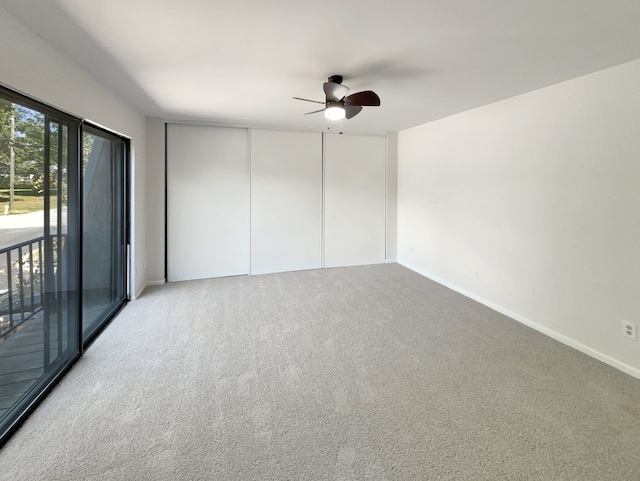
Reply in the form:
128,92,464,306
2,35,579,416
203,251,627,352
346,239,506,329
0,236,46,339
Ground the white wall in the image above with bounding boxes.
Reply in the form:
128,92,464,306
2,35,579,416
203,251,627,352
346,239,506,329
386,132,398,261
398,59,640,378
0,7,148,297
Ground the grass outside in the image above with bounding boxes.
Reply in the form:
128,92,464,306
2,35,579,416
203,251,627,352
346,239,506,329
0,189,57,215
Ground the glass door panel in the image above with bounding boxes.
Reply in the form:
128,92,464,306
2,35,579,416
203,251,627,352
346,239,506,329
81,127,127,345
0,96,80,439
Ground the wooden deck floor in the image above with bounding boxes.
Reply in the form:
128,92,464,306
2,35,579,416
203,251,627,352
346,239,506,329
0,313,67,418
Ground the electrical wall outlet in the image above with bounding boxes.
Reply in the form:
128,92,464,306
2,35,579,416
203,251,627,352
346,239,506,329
622,320,637,341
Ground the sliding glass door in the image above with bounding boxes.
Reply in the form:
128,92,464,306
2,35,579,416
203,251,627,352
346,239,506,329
0,87,129,445
0,91,81,441
81,126,128,346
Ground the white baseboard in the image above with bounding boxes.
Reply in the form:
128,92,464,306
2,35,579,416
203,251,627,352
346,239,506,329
133,285,144,300
132,279,166,300
398,260,640,381
385,258,397,264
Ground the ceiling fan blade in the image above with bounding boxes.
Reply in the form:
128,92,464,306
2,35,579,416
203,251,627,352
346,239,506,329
293,97,325,105
323,82,350,101
304,108,325,115
345,105,363,119
344,90,380,107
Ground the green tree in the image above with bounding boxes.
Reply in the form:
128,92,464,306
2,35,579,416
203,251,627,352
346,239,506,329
0,99,47,189
0,98,15,186
13,105,46,182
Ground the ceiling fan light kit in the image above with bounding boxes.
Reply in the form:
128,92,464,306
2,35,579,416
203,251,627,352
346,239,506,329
325,101,346,120
294,75,380,121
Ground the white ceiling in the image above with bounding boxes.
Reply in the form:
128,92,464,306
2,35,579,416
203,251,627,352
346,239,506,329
2,0,640,133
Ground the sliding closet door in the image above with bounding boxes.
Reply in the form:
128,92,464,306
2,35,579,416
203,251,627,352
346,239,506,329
250,130,322,275
324,133,386,267
166,125,249,282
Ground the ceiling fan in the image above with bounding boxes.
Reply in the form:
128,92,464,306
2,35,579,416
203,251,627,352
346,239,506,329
294,75,380,120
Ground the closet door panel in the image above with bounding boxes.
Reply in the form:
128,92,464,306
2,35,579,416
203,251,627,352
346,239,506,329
167,124,249,281
250,129,322,275
324,134,386,267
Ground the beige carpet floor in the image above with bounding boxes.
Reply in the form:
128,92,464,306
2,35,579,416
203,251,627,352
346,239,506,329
0,264,639,480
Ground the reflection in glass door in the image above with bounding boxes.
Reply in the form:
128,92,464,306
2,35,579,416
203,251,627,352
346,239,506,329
81,126,128,346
